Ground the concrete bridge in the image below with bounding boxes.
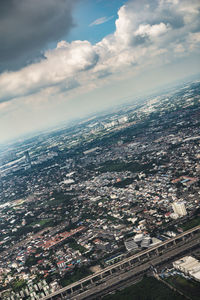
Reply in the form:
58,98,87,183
42,224,200,300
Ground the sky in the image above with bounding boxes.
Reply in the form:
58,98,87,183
0,0,200,143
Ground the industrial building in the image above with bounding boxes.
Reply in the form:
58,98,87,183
173,256,200,282
124,238,139,252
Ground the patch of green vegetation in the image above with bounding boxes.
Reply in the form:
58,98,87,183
68,240,86,253
113,178,134,188
49,191,74,206
166,276,200,300
31,218,53,227
60,266,92,287
25,253,42,267
103,277,184,300
106,215,119,223
39,219,52,226
81,211,99,220
11,279,27,292
101,198,109,203
12,226,33,239
99,160,126,172
180,216,200,231
99,160,153,174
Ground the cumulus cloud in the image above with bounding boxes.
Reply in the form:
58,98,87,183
135,23,169,38
0,0,200,104
0,0,78,71
0,40,99,102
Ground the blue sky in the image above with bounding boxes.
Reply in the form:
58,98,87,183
47,0,126,51
67,0,126,43
0,0,200,143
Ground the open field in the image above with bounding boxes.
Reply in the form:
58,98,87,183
166,275,200,300
103,277,185,300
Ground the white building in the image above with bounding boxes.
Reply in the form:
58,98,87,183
172,201,187,216
124,238,139,251
134,233,143,243
173,256,200,282
141,236,151,248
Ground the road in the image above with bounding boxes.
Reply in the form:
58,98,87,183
72,236,200,300
41,225,200,300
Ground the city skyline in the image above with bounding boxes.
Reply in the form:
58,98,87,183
0,0,200,143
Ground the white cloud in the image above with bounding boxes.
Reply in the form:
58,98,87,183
0,40,98,101
135,23,169,37
89,16,114,27
0,0,200,105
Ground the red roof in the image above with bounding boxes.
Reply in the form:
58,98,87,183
57,260,65,265
165,212,171,216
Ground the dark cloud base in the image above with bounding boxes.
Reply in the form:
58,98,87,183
0,0,78,72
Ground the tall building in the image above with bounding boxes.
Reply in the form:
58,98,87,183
24,151,31,166
172,201,187,216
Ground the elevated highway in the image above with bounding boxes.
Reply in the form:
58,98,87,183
42,224,200,300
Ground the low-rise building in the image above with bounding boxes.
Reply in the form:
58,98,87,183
173,256,200,282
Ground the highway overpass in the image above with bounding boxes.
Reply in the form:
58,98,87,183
42,224,200,300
